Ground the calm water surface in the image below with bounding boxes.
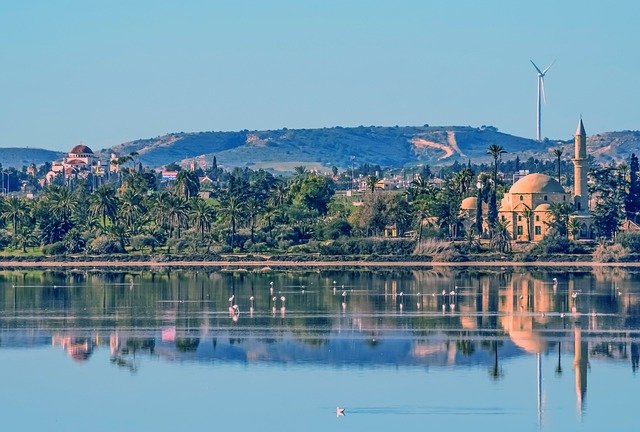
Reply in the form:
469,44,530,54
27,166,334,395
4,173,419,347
1,268,639,431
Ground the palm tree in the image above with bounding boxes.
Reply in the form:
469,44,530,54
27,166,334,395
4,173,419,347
151,191,173,231
546,202,573,237
490,218,511,253
410,176,433,198
166,195,190,238
1,196,28,233
567,217,580,240
245,197,263,242
176,170,200,199
90,184,118,227
486,145,506,231
46,185,77,223
221,194,246,247
487,144,506,183
271,181,290,207
366,175,381,193
553,148,563,183
293,166,307,176
119,188,146,233
414,199,430,242
190,198,215,241
13,227,36,253
453,167,474,195
102,222,129,252
519,204,534,241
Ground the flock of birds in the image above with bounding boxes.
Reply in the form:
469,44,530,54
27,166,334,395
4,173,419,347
220,274,615,325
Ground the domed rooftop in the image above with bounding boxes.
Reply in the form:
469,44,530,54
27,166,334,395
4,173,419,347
534,203,552,212
460,196,477,210
69,144,93,155
509,173,564,194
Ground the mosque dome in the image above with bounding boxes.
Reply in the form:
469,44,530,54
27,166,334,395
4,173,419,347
460,196,477,211
509,173,564,194
534,203,552,212
508,329,547,354
69,144,94,155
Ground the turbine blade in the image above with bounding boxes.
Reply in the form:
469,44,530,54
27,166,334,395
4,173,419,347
542,59,556,75
541,78,547,104
530,60,543,75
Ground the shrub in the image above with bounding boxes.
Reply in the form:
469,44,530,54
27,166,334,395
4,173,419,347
130,235,158,252
42,241,67,255
319,238,415,256
531,237,587,255
288,241,320,254
0,230,12,250
616,232,640,253
89,236,125,254
593,243,629,263
246,241,270,253
63,229,86,253
316,219,352,240
413,239,453,256
167,238,188,254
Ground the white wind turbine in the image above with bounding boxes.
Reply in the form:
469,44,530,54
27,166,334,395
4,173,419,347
530,59,555,141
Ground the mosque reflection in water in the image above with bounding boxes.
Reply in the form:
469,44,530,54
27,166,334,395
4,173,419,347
1,268,639,415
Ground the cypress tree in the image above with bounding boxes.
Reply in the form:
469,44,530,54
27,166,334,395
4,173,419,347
626,153,640,221
475,186,484,235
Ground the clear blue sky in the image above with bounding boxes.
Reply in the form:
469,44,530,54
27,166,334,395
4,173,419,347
1,0,638,152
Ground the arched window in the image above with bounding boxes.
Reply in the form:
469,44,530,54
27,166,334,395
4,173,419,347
520,195,524,201
544,195,548,201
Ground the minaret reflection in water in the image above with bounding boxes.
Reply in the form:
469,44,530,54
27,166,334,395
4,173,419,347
5,268,640,423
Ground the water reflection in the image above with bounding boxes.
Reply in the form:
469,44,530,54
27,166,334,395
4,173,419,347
1,268,640,427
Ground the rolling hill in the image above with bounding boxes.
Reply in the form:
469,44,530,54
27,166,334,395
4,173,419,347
0,148,63,169
109,125,557,170
3,126,640,172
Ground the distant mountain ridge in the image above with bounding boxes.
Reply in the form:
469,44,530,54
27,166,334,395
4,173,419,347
0,147,63,169
109,125,558,170
3,126,640,171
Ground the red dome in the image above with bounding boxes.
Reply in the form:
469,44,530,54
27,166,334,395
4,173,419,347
69,144,94,155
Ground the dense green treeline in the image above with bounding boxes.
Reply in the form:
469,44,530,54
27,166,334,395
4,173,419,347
1,150,640,257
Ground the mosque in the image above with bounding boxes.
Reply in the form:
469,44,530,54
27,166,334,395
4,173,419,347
461,119,593,241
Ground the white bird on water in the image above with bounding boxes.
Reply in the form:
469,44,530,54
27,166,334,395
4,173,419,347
336,407,345,417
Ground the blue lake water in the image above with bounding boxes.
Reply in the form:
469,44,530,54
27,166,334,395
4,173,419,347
0,268,638,431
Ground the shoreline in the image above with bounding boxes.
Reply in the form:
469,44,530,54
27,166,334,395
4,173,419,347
0,260,638,268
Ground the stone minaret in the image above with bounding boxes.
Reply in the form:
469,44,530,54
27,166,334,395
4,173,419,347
573,119,589,212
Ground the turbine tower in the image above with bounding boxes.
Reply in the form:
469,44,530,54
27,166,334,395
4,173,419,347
530,59,555,141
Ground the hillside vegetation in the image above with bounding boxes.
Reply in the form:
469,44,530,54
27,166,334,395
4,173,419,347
110,125,553,170
0,148,62,169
